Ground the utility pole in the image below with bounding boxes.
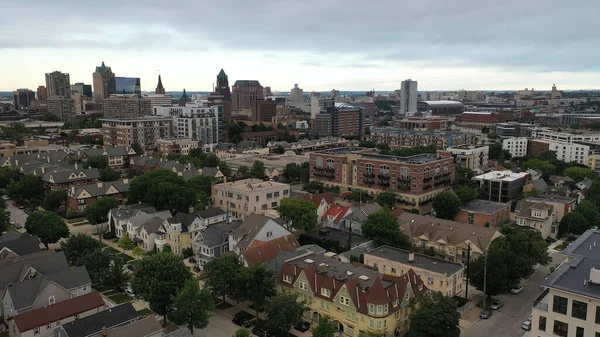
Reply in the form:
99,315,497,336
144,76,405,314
483,251,488,309
464,243,471,300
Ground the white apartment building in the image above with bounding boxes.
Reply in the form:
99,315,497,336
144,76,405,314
101,116,172,151
531,128,600,144
503,137,529,158
446,144,489,170
153,105,220,151
532,140,590,165
530,229,600,337
213,179,291,220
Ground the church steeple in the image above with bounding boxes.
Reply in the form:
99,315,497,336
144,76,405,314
178,89,189,106
155,75,165,94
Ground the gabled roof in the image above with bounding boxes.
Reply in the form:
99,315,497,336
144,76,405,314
61,303,139,337
242,234,300,266
46,265,91,290
0,233,41,257
303,192,335,207
130,211,172,230
109,204,157,220
140,217,166,234
515,200,553,219
195,207,227,219
43,168,101,184
201,167,220,177
230,214,287,251
578,177,593,189
0,251,69,291
71,180,129,199
7,276,52,311
11,291,105,333
322,204,352,223
348,203,382,223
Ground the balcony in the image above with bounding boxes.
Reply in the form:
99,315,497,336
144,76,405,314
533,288,549,312
155,234,167,247
363,172,375,178
378,173,390,180
397,176,410,183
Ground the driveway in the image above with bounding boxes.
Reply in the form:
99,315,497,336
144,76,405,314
461,252,567,337
7,200,28,230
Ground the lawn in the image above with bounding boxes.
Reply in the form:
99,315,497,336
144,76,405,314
103,246,120,255
103,289,120,296
555,241,569,251
137,308,154,317
107,293,133,304
0,331,9,337
117,253,135,262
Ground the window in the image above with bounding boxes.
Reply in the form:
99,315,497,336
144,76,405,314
82,285,87,291
271,202,277,207
576,327,584,337
553,320,568,337
368,304,375,315
384,304,388,315
553,295,568,315
376,321,382,329
283,189,289,196
538,316,546,331
267,193,273,199
391,268,397,274
428,277,434,285
369,320,374,328
274,191,280,197
340,295,350,306
321,288,331,297
256,196,260,202
34,327,40,336
596,306,600,324
376,305,383,315
299,281,308,291
262,204,267,210
46,323,51,330
572,300,588,320
78,199,85,205
49,295,55,305
266,231,273,238
283,274,292,283
346,311,356,321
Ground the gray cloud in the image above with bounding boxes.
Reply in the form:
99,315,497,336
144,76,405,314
1,0,599,73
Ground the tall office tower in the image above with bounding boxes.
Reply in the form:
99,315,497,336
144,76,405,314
45,71,71,97
92,61,116,102
290,84,304,103
310,91,321,119
70,83,93,97
115,77,141,96
47,96,76,121
12,89,36,109
155,75,165,94
37,86,47,101
231,80,264,112
399,79,418,116
263,86,272,97
216,69,230,101
330,89,340,100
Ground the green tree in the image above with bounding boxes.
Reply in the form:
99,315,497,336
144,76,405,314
560,211,589,236
103,257,130,290
25,211,69,248
588,178,600,205
523,158,556,177
60,233,102,264
276,197,317,232
408,292,460,337
576,200,600,229
187,175,214,196
131,142,143,155
0,167,20,189
131,252,192,324
118,232,135,250
455,167,475,186
487,132,497,140
238,264,276,319
170,279,214,334
84,197,118,225
563,166,596,182
347,188,368,202
250,160,266,179
303,181,325,194
205,154,220,167
432,191,461,220
0,198,9,233
203,255,243,303
264,293,307,337
233,328,252,337
80,249,112,284
42,190,67,213
218,161,232,178
362,209,411,249
376,191,396,208
300,162,310,184
311,317,338,337
282,163,301,182
128,169,197,212
237,165,250,177
85,156,108,169
7,174,44,205
454,185,480,204
99,167,120,181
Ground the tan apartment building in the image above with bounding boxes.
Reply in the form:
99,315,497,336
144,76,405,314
213,179,291,220
454,199,510,228
47,96,76,121
156,138,200,157
101,94,151,118
442,144,489,170
309,147,455,213
398,213,503,263
101,117,172,152
364,246,465,297
530,229,600,337
369,128,476,150
277,253,428,337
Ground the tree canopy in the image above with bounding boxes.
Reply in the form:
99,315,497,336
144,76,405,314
25,211,69,248
203,255,243,303
250,160,266,179
238,264,276,319
84,197,118,225
523,158,556,177
264,293,307,336
362,209,411,249
454,185,480,204
131,142,143,155
42,190,67,213
559,200,599,236
128,169,197,212
432,191,461,220
170,279,214,334
376,191,397,208
408,292,460,337
303,181,325,194
563,166,596,182
0,198,9,233
7,174,44,206
276,197,317,232
311,317,338,337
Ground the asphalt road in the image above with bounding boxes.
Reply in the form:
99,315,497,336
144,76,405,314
7,200,28,230
461,252,567,337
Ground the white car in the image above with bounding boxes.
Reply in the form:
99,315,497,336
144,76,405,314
511,285,524,294
521,320,532,331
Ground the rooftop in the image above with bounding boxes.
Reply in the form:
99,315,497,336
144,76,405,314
365,245,464,275
60,303,139,337
460,200,510,214
473,170,529,182
215,178,290,192
420,100,464,106
526,194,577,205
360,152,444,164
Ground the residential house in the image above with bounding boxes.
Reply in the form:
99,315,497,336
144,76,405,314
108,204,158,238
8,292,105,337
125,211,171,242
364,246,465,297
129,156,200,180
156,208,228,254
345,203,383,235
193,220,242,270
453,199,510,227
78,147,137,169
523,178,549,195
514,201,556,238
0,233,41,261
228,213,292,255
524,194,577,222
59,303,139,337
42,166,101,191
576,177,593,190
277,253,428,336
200,167,224,182
240,234,300,267
137,217,168,251
264,167,280,180
321,204,352,230
397,213,503,263
67,180,130,213
303,192,335,218
548,175,575,187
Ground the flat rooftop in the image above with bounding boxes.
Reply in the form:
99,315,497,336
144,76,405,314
360,153,443,164
527,194,577,205
365,245,463,275
473,170,529,182
215,178,290,192
370,128,471,136
544,229,600,300
224,153,308,171
460,200,510,214
447,144,488,150
313,147,367,156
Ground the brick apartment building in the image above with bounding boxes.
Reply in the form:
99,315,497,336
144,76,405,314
309,147,455,212
101,94,151,118
369,128,476,149
101,117,172,151
67,180,130,212
232,80,264,112
311,108,365,139
251,99,277,122
395,116,449,130
453,199,510,227
455,111,507,127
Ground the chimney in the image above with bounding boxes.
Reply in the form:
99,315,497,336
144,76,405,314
97,182,103,188
74,163,78,170
102,326,107,337
408,252,415,262
122,179,128,184
318,263,328,273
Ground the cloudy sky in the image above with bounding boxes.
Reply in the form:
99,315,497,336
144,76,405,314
1,0,598,92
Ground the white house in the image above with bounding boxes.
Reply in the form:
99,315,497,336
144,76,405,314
228,213,292,256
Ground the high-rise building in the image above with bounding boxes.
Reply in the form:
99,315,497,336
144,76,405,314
263,86,272,97
101,116,172,151
399,79,418,116
92,61,116,102
101,94,151,118
251,99,277,122
12,89,36,109
37,86,47,101
45,71,71,97
70,83,93,97
155,75,165,94
231,80,264,112
153,105,221,150
310,91,321,119
311,102,365,139
216,69,230,101
115,77,141,96
47,96,76,121
290,84,304,103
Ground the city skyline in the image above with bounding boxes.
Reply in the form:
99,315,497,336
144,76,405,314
2,0,599,92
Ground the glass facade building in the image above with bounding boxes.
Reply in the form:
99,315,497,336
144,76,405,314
115,77,141,96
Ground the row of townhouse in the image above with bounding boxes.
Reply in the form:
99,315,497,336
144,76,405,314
67,180,130,213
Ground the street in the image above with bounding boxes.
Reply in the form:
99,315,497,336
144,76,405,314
7,200,27,230
461,252,567,337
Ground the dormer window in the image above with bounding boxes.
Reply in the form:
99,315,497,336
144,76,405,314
321,288,331,297
283,275,292,283
368,304,375,315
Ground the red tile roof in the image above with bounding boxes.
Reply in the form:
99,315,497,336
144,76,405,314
303,192,335,207
322,204,351,223
12,291,105,332
242,234,300,266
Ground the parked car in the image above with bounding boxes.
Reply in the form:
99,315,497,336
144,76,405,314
24,209,33,214
490,299,504,310
125,287,135,298
12,202,19,207
188,257,196,264
294,321,310,332
126,264,136,272
14,223,22,229
511,285,524,294
232,311,254,328
251,326,268,337
521,320,532,331
479,309,492,319
9,219,16,225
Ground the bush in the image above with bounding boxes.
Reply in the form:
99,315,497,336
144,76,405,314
132,246,145,256
453,296,468,308
103,232,117,240
182,247,194,259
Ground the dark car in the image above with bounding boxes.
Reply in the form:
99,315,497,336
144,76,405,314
251,326,268,337
480,309,492,319
294,321,310,332
232,315,253,328
126,264,136,272
24,208,33,214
